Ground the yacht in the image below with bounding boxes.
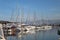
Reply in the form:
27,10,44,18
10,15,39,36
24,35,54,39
41,25,52,30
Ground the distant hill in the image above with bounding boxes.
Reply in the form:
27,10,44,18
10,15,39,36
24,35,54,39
0,19,60,25
24,20,60,25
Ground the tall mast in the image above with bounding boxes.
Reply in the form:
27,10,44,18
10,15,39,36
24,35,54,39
26,10,30,25
21,7,24,24
33,10,37,40
33,11,36,26
10,9,14,22
16,0,19,22
46,12,48,26
41,11,44,26
20,7,24,40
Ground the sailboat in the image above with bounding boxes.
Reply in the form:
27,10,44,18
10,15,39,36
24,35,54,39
0,24,5,40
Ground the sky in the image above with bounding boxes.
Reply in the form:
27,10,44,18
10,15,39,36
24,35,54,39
0,0,60,21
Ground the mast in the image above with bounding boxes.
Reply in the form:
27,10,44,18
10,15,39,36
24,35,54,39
33,11,36,26
41,11,44,26
16,0,18,22
33,10,37,40
10,9,14,22
26,10,30,25
20,7,24,40
46,12,49,26
21,7,24,24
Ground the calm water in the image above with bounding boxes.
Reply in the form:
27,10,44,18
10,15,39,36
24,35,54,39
6,26,60,40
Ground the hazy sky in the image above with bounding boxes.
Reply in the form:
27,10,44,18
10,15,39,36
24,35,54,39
0,0,60,21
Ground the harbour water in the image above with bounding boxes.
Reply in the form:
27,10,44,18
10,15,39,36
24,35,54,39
5,26,60,40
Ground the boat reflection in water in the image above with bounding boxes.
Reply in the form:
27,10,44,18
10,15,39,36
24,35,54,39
2,23,60,40
3,26,60,40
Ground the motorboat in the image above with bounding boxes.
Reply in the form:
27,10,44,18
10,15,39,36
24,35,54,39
39,25,52,30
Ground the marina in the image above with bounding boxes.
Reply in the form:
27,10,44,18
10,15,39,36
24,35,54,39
0,21,60,40
0,0,60,40
0,24,60,40
6,26,60,40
